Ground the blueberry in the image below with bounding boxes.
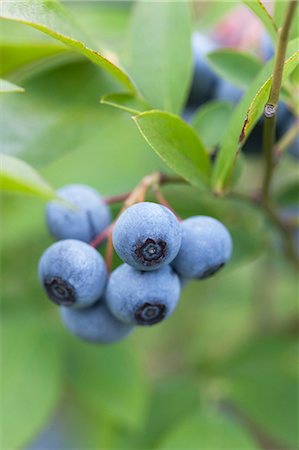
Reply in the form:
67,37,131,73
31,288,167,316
289,135,299,159
46,184,111,243
60,301,133,343
105,264,181,326
214,79,243,105
187,32,218,106
172,216,232,279
112,202,182,271
38,239,107,307
260,32,274,62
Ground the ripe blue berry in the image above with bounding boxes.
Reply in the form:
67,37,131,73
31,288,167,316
46,184,111,243
106,264,181,326
172,216,232,279
38,239,107,307
187,33,218,106
214,79,243,105
112,202,182,271
60,301,133,343
260,32,274,62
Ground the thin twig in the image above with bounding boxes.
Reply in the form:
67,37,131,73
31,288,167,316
152,184,183,221
262,0,297,201
104,192,131,205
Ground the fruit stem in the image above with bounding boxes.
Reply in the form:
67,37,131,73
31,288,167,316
90,224,114,248
91,172,186,266
261,0,297,202
104,192,131,204
152,184,183,221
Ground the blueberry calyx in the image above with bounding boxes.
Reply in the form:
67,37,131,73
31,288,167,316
135,238,167,266
44,276,76,305
134,302,167,325
200,262,225,279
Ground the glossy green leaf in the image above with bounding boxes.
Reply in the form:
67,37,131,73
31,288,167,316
67,341,149,429
191,101,233,150
225,337,298,447
0,78,24,93
158,411,258,450
0,154,57,200
206,49,263,90
1,314,63,449
243,0,277,42
101,93,150,114
0,19,69,78
134,110,211,189
212,41,299,192
125,1,193,113
0,0,137,94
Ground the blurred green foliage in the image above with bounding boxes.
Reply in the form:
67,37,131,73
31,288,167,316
1,1,298,449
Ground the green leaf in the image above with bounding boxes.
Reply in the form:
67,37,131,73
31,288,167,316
243,0,277,42
195,2,235,30
212,41,299,192
274,1,299,40
224,336,298,447
206,49,263,90
1,314,63,449
191,101,234,150
0,60,120,167
0,153,57,200
67,341,149,429
0,0,137,94
101,93,150,114
0,78,24,93
125,1,193,113
0,19,69,78
133,110,212,189
275,181,299,206
158,411,258,450
141,377,200,448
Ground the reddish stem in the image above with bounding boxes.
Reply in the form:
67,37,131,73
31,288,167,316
152,186,182,221
90,224,113,248
104,192,131,205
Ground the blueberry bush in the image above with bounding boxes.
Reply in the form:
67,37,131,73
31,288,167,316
1,1,298,449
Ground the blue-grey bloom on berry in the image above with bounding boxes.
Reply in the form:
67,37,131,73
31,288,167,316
106,264,181,326
60,301,133,343
112,202,182,271
46,184,111,243
172,216,232,279
38,239,107,307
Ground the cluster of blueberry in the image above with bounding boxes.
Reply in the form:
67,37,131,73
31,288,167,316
38,184,232,345
186,32,298,157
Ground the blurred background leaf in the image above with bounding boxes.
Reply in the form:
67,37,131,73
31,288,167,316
124,1,193,113
191,100,233,151
1,314,64,449
0,154,58,200
0,78,24,93
206,49,263,90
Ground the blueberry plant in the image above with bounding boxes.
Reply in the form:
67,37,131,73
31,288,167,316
1,1,298,449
